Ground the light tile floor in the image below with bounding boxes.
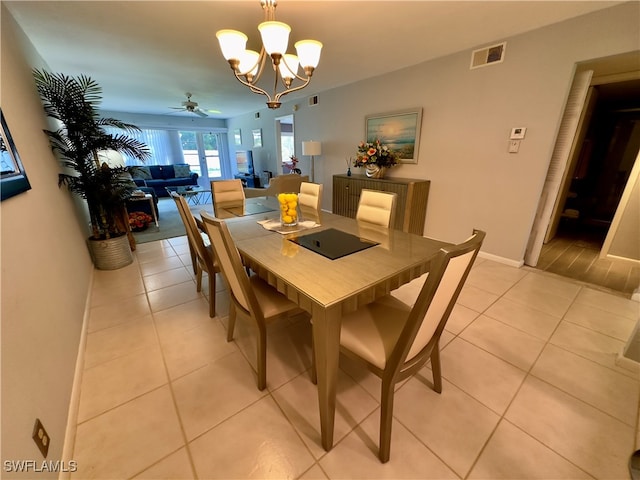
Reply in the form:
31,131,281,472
71,236,640,479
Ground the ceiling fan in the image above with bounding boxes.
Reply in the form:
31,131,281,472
170,92,208,117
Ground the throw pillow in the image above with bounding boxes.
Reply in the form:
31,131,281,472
131,166,152,180
119,172,139,189
174,164,191,178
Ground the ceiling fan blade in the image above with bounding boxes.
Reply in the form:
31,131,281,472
194,109,208,117
170,107,186,110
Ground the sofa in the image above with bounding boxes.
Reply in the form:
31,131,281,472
129,164,199,197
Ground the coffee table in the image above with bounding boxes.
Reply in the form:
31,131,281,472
165,186,211,205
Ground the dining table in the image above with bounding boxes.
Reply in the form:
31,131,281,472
197,197,451,451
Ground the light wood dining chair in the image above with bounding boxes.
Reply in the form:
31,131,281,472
200,211,306,390
211,179,245,218
298,181,323,223
356,189,397,228
298,181,323,211
329,229,485,462
171,192,220,317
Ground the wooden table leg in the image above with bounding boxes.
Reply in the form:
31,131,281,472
312,303,342,451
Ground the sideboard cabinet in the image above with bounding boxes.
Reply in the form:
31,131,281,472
332,174,430,235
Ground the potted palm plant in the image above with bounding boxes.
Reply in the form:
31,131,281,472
33,70,151,269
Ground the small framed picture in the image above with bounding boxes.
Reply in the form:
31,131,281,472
1,109,31,201
233,129,242,146
252,128,262,148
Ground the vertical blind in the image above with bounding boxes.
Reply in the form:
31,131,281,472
104,127,182,166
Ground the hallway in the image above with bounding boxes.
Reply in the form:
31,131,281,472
537,225,639,297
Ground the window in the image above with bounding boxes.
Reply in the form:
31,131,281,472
104,126,230,182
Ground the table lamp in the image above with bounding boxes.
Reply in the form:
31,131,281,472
302,141,322,182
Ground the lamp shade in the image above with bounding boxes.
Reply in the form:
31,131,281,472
278,54,299,80
216,30,248,61
97,150,125,168
295,40,323,69
302,141,321,156
258,21,291,56
239,49,260,76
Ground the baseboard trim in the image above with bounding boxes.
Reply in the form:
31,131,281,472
477,251,524,268
59,270,93,480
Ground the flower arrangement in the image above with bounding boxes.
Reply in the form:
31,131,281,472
289,155,299,169
353,140,399,168
128,211,153,231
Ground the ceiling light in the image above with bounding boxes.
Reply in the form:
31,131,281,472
216,0,323,109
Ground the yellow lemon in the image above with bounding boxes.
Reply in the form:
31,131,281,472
278,194,287,204
288,200,298,208
287,209,297,217
282,215,293,224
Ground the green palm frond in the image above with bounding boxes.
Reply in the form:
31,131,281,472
34,69,151,239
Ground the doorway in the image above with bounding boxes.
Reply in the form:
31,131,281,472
275,114,295,173
179,131,223,187
536,77,640,295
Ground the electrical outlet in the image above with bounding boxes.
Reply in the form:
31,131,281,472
32,418,50,458
508,140,520,153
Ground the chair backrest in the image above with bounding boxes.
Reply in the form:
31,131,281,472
170,192,213,268
298,181,323,212
211,179,245,217
199,211,263,321
390,230,485,374
356,189,397,228
266,174,309,196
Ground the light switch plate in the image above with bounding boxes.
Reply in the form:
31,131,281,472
509,140,520,153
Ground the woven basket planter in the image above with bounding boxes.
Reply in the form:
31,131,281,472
87,234,133,270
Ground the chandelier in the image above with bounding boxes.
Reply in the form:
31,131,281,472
216,0,323,109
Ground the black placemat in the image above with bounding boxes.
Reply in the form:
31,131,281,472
290,228,378,260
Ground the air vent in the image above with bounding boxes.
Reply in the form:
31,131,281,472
470,42,506,69
308,95,319,106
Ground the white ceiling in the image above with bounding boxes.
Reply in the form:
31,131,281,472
6,1,624,119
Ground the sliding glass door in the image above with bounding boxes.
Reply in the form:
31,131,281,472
179,131,222,187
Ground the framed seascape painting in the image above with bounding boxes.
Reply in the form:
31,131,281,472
365,108,423,164
1,109,31,201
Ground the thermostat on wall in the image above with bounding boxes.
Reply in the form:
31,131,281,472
510,127,527,139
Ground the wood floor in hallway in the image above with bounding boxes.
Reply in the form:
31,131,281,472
537,226,639,297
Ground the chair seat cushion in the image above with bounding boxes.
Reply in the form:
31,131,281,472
249,276,299,320
340,295,411,370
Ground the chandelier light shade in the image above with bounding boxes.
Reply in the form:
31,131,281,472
216,0,323,109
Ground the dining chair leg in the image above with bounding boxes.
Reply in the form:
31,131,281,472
430,346,442,393
188,243,197,275
227,304,237,342
256,328,267,391
195,264,203,293
207,272,215,318
379,379,395,463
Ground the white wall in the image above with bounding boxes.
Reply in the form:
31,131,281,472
226,2,640,263
1,6,93,477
